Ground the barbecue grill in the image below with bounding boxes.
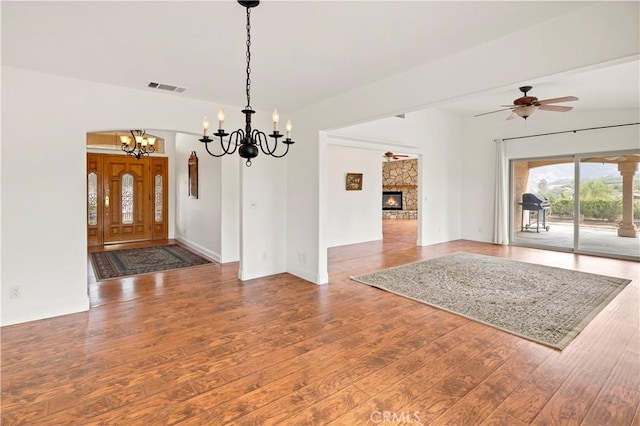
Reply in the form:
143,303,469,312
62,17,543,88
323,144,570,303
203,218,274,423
519,193,550,232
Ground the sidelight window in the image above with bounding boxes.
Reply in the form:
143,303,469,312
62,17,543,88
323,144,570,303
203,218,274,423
88,172,98,225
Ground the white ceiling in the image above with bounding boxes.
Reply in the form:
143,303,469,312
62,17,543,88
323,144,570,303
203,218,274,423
2,1,638,116
439,59,640,117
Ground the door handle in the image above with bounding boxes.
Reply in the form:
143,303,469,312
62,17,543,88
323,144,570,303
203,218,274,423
105,195,110,208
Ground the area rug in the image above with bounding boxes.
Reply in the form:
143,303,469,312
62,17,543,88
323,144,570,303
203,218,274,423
90,245,212,280
351,252,630,350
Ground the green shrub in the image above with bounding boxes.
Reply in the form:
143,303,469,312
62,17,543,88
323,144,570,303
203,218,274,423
549,197,573,218
549,197,626,222
634,200,640,220
580,198,622,222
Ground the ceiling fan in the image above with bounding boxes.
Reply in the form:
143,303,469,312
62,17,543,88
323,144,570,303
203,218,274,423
474,86,579,120
383,151,409,161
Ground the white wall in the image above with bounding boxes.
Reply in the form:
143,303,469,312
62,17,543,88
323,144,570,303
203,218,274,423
220,153,240,264
404,108,463,246
326,145,383,248
238,145,288,280
329,116,411,145
2,2,637,325
0,67,280,325
174,132,240,263
287,2,639,285
327,108,463,248
460,108,640,243
175,132,222,261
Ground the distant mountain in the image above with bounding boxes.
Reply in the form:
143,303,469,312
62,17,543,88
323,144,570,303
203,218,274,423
529,163,620,189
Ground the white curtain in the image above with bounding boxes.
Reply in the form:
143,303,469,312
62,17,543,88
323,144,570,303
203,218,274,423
493,138,509,245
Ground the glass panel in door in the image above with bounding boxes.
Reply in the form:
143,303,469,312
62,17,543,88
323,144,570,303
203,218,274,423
578,155,640,258
154,174,163,223
512,158,575,250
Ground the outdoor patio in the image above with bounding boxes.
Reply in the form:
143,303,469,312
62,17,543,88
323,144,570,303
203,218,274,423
514,221,640,259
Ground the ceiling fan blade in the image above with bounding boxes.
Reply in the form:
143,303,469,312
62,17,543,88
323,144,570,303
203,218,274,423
395,155,409,157
537,96,578,105
474,107,514,117
506,112,517,120
538,104,573,112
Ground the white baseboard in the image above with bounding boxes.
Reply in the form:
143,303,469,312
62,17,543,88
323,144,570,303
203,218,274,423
287,265,328,285
1,296,90,327
174,236,221,263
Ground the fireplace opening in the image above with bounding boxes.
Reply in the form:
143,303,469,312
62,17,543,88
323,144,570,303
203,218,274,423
382,191,403,210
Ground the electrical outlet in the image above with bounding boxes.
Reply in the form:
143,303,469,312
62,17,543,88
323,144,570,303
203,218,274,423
10,286,22,299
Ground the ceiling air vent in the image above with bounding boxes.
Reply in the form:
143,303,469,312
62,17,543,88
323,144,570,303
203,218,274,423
147,81,186,93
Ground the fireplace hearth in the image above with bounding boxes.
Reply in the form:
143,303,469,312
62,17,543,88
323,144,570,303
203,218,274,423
382,191,403,210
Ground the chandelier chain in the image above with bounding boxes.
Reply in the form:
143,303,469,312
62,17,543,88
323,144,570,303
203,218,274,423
245,7,252,109
199,1,294,167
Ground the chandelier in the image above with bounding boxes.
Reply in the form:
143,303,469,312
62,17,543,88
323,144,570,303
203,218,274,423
199,0,294,167
120,130,156,160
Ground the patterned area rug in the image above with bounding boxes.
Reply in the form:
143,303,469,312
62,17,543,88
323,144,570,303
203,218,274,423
90,245,212,281
351,252,630,350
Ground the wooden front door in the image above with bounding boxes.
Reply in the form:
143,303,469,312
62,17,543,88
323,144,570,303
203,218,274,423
87,153,168,246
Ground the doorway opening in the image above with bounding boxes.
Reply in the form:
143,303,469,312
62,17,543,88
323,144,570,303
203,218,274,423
87,153,168,246
382,157,418,221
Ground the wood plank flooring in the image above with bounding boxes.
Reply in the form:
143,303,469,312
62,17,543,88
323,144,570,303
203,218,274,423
2,220,639,425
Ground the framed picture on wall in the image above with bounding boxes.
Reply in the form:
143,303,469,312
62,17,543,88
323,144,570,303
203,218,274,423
346,173,363,191
188,151,198,199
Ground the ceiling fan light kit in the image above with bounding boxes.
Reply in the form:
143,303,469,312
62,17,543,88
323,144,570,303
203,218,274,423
199,0,294,167
514,105,538,119
475,85,579,121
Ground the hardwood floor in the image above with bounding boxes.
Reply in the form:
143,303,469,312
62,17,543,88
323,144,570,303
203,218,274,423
2,220,639,425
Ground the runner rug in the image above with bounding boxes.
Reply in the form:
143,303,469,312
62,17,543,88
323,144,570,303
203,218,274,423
351,252,630,350
90,244,212,281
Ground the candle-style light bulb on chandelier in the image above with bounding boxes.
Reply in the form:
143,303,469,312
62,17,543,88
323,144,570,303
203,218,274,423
120,130,156,160
199,0,294,167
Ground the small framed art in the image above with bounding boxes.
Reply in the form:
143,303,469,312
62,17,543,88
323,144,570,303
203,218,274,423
188,151,198,199
346,173,363,191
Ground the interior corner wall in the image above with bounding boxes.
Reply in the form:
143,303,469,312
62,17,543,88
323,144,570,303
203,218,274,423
460,108,640,243
1,66,257,326
174,132,224,261
326,145,383,248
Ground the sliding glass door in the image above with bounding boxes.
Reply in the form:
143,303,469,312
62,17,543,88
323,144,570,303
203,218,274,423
512,157,574,251
511,151,640,260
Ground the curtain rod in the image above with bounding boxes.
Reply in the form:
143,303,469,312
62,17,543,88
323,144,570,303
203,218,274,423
503,122,639,141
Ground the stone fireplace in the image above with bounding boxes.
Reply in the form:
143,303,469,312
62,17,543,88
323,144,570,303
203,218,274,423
382,158,418,219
